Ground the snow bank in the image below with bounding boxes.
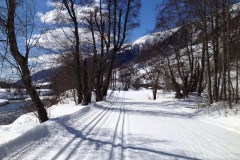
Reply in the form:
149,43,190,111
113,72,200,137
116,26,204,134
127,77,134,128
0,100,83,145
0,113,39,144
194,102,240,134
0,125,50,159
0,99,9,106
202,114,240,134
0,104,92,159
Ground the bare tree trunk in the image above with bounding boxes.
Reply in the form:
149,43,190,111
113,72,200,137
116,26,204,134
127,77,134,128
205,40,213,105
63,0,83,104
153,70,160,100
198,42,206,95
7,0,48,123
82,59,90,105
209,0,220,102
86,13,97,103
166,56,182,98
226,0,232,108
236,13,240,103
221,0,227,101
202,0,213,104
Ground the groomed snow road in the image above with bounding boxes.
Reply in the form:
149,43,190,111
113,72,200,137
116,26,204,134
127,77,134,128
1,90,240,160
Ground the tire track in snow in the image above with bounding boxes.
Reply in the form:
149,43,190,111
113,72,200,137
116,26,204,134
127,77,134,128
51,93,120,160
6,105,98,160
80,106,117,160
7,106,107,160
76,91,124,160
121,91,126,160
7,92,121,160
124,93,131,160
108,91,126,160
67,106,116,160
33,107,103,160
67,92,122,160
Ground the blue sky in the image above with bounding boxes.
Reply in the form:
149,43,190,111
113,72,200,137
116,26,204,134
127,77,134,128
35,0,159,41
131,0,160,40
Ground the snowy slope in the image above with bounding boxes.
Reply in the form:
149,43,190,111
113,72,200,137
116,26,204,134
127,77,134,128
0,89,240,159
132,28,179,48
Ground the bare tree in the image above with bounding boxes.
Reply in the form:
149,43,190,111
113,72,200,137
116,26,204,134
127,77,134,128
85,0,141,101
119,64,135,91
235,7,240,103
155,0,240,107
36,0,96,105
0,0,48,123
62,0,83,105
201,0,213,104
145,59,163,100
156,0,205,98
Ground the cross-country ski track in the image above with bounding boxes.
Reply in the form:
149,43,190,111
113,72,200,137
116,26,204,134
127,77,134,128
1,90,240,160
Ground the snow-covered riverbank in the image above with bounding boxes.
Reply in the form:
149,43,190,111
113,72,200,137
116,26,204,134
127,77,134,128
0,99,9,106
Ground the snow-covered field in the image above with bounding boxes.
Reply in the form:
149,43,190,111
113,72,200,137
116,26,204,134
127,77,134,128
0,89,240,160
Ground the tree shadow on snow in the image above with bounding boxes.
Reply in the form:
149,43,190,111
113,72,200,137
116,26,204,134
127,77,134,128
49,118,200,160
93,102,196,118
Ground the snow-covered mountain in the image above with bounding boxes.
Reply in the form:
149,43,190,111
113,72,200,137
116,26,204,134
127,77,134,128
132,28,179,47
115,28,181,66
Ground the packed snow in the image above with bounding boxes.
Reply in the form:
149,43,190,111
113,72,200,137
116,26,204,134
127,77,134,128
0,89,240,160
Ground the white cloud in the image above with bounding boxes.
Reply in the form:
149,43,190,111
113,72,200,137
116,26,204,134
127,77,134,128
46,0,56,7
32,27,99,51
29,53,60,73
38,2,96,24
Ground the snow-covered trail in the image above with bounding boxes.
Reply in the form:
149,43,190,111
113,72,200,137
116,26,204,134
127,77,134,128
1,91,240,160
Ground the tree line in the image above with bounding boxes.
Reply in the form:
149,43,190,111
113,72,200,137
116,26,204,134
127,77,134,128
144,0,240,106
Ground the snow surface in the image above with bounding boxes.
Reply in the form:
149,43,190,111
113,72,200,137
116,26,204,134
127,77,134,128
0,89,240,160
0,99,8,106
